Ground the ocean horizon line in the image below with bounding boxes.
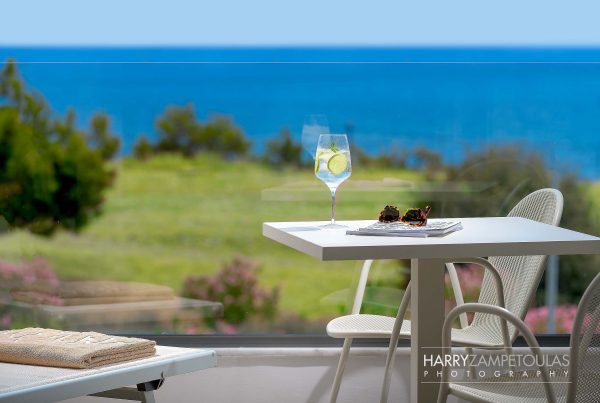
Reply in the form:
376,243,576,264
4,46,600,64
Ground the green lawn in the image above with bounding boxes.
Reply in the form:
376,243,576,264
588,182,600,227
0,154,421,320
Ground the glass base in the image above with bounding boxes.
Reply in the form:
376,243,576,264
319,223,348,230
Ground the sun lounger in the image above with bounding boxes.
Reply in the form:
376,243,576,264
0,345,216,402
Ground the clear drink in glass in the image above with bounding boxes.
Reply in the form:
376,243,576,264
314,134,352,229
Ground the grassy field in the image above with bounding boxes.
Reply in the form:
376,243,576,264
587,182,600,225
0,154,423,321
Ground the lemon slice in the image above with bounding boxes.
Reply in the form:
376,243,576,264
327,153,348,175
315,150,332,173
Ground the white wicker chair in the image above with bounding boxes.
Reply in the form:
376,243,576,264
326,188,564,403
438,268,600,403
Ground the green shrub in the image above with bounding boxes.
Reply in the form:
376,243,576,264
154,104,202,156
263,128,304,167
153,104,250,158
200,115,251,157
133,134,153,161
87,113,120,161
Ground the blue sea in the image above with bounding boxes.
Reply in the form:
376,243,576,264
1,47,600,177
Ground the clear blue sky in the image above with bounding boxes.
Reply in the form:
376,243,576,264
1,0,600,46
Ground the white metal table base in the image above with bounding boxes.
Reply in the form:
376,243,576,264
409,258,446,403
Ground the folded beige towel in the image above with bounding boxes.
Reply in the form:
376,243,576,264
55,281,176,300
11,291,176,306
0,328,156,368
11,281,176,306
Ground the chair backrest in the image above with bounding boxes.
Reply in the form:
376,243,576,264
472,188,564,341
352,260,374,314
567,269,600,402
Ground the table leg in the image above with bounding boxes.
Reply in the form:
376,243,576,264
410,258,446,403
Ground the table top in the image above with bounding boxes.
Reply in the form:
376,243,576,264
263,217,600,260
0,345,216,402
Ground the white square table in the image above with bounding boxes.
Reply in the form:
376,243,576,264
263,217,600,403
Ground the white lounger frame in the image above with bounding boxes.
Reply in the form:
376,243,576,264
0,346,216,403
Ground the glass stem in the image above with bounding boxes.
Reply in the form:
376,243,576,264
330,189,336,225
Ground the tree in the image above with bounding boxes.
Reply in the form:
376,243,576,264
155,104,202,157
264,128,303,167
0,59,114,235
153,104,250,158
133,134,153,161
200,115,250,158
88,113,120,161
411,146,443,179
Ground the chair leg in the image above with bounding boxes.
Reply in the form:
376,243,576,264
380,321,404,403
330,337,353,403
381,284,411,403
504,344,515,375
379,336,398,403
436,383,449,403
465,347,476,380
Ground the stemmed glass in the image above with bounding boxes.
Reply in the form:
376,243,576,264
314,134,352,229
301,115,330,161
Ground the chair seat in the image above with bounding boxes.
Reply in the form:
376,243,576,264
327,314,409,339
326,314,505,347
448,371,570,403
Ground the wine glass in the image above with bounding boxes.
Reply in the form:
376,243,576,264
301,115,330,161
314,134,352,229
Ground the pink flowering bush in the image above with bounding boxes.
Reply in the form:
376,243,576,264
0,257,59,288
525,305,577,333
444,264,577,333
445,263,484,302
0,257,61,329
182,256,280,327
444,264,484,324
